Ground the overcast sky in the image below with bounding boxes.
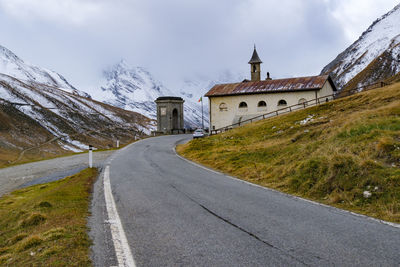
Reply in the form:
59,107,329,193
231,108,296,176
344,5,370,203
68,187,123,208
0,0,398,92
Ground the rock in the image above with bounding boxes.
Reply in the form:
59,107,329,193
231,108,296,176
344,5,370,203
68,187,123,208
363,191,372,198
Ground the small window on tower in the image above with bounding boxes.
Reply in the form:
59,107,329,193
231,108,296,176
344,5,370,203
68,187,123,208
253,65,257,72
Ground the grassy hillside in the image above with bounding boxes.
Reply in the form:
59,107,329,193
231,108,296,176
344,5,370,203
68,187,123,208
0,168,97,266
178,82,400,223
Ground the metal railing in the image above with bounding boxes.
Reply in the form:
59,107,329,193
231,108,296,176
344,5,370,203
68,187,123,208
209,80,391,135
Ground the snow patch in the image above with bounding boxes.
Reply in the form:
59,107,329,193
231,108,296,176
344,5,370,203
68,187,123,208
297,115,314,125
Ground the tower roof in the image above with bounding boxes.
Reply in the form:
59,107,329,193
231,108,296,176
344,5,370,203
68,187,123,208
248,46,262,64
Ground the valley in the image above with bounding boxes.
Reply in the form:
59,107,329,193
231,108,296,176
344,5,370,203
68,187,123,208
0,2,400,266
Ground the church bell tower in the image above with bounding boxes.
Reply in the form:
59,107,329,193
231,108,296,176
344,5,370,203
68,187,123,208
248,45,262,82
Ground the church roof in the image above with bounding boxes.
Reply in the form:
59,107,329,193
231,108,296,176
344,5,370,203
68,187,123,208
248,47,262,64
205,75,337,97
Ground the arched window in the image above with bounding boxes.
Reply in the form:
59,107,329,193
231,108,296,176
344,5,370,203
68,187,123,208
239,102,248,108
219,102,228,111
257,100,267,111
278,99,287,106
298,98,307,106
252,65,257,72
258,101,267,107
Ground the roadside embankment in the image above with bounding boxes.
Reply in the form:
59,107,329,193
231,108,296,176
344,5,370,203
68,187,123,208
177,82,400,223
0,168,98,266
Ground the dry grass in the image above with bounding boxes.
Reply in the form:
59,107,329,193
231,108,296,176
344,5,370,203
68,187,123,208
0,168,98,266
177,82,400,223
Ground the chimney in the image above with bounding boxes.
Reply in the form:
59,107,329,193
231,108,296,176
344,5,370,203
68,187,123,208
266,72,272,80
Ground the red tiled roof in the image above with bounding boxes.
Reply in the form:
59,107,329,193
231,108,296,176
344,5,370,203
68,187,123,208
205,75,336,97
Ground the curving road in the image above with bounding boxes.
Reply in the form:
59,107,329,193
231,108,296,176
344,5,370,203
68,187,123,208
90,135,400,266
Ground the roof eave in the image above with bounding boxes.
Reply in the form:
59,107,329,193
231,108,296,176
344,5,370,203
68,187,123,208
206,87,322,97
327,76,338,91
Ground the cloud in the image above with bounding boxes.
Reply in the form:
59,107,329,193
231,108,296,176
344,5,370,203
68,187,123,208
0,0,107,26
325,0,399,41
0,0,395,91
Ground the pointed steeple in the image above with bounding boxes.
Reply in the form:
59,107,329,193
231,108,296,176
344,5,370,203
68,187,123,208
248,45,262,81
248,45,262,64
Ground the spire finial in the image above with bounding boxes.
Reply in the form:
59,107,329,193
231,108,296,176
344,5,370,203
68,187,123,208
248,45,262,64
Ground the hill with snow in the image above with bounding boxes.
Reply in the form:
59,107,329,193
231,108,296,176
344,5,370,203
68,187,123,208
321,4,400,90
0,45,90,98
0,45,153,165
95,61,211,128
176,71,245,102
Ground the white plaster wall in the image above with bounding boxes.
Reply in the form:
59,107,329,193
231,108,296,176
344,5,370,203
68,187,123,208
209,82,335,130
317,82,335,99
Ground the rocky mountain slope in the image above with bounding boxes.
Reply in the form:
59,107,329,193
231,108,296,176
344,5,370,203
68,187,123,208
321,3,400,90
0,46,153,167
96,60,212,128
0,45,90,98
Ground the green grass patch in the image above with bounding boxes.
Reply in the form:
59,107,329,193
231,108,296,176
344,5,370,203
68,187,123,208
178,82,400,223
0,168,98,266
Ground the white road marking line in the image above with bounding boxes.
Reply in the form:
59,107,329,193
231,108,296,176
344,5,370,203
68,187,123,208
174,146,400,230
103,165,136,267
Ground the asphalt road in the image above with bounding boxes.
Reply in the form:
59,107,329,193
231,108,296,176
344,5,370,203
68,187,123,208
0,150,114,197
90,135,400,266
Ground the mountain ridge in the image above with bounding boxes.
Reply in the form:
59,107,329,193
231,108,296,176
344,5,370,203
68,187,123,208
321,3,400,90
0,45,90,98
96,60,209,128
0,46,153,166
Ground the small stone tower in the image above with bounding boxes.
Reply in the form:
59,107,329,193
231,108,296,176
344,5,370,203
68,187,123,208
248,45,262,82
155,96,185,134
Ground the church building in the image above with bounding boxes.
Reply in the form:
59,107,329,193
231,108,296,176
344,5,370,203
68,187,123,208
205,47,337,131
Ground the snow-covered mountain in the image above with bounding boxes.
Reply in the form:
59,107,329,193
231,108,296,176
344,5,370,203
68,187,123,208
0,45,153,164
96,60,210,128
0,73,152,156
321,3,400,90
177,71,245,102
0,45,90,98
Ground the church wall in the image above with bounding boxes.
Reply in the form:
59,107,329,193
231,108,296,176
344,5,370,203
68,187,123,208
209,88,334,130
317,82,335,99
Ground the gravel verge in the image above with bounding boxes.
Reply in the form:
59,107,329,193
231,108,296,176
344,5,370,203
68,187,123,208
0,150,115,197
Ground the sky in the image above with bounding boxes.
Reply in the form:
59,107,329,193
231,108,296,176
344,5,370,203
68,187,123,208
0,0,399,93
